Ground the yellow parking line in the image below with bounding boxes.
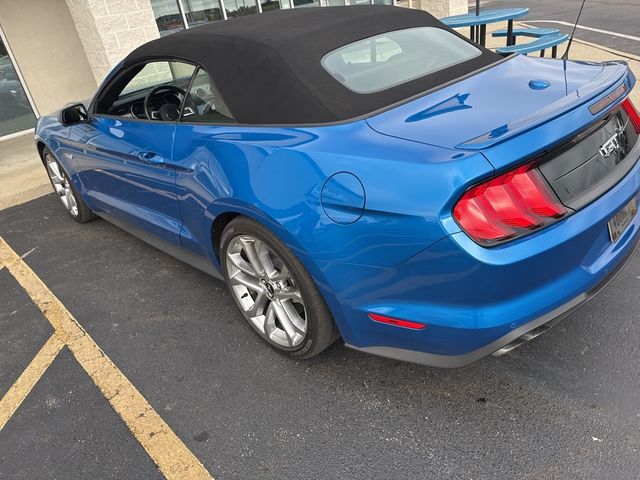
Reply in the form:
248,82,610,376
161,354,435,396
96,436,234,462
0,237,214,480
0,333,65,431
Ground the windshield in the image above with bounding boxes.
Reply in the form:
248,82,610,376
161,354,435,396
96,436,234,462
321,27,482,94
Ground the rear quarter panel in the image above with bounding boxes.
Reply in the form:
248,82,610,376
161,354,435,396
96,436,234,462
172,120,492,267
171,120,493,342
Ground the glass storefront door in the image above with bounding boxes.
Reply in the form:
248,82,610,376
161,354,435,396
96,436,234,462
0,35,36,137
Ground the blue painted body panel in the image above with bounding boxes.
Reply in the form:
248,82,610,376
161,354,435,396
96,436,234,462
35,55,640,364
68,116,182,243
366,56,629,153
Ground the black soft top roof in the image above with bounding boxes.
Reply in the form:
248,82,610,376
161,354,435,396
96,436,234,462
124,6,501,124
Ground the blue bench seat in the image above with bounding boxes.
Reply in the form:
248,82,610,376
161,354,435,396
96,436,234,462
492,27,560,39
495,33,569,58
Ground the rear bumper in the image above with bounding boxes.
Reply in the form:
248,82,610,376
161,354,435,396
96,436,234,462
346,234,639,368
317,145,640,367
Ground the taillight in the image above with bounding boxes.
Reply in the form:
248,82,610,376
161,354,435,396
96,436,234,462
453,163,568,246
621,98,640,133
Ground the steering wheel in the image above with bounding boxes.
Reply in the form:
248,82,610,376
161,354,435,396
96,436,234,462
143,85,194,121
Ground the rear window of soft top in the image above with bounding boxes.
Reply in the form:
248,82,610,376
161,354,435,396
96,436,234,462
321,27,482,94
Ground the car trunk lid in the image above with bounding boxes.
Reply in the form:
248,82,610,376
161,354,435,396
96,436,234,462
366,55,629,156
367,55,637,214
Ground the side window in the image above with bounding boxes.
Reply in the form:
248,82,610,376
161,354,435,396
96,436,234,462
180,68,235,123
120,61,193,95
95,61,195,119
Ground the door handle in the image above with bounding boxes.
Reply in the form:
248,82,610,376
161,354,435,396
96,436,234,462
137,151,165,165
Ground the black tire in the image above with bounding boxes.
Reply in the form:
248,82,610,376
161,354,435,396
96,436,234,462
42,147,95,223
221,216,339,359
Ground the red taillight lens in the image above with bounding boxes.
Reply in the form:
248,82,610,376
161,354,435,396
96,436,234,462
453,163,568,246
621,98,640,133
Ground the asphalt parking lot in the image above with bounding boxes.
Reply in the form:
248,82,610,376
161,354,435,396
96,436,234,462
1,193,640,479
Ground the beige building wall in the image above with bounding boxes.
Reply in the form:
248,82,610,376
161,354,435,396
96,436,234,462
411,0,467,17
0,0,98,116
65,0,161,84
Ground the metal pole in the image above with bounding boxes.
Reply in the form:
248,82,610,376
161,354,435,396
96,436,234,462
476,0,481,42
176,0,191,27
219,0,228,20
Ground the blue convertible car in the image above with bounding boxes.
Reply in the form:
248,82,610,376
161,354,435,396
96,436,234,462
36,6,640,367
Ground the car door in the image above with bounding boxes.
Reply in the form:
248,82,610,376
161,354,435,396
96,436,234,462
69,60,196,244
170,67,244,259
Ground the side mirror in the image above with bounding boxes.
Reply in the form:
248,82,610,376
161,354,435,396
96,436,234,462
60,103,89,126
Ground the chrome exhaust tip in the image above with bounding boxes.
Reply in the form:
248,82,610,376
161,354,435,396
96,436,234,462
491,324,552,357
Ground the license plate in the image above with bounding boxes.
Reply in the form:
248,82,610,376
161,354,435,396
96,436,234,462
608,197,638,243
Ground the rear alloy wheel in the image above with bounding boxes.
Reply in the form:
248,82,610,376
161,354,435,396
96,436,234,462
221,217,338,358
43,148,95,223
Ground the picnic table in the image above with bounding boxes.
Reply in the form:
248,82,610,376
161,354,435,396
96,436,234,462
441,8,530,47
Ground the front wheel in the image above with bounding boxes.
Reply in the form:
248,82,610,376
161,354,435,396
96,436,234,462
43,148,95,223
221,216,338,359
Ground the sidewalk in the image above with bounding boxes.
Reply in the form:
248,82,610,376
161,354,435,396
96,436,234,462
1,32,639,211
0,133,50,211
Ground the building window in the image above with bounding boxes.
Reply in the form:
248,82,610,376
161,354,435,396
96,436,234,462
259,0,282,12
182,0,224,26
293,0,319,7
150,0,186,36
149,0,395,39
225,0,259,17
0,33,36,136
